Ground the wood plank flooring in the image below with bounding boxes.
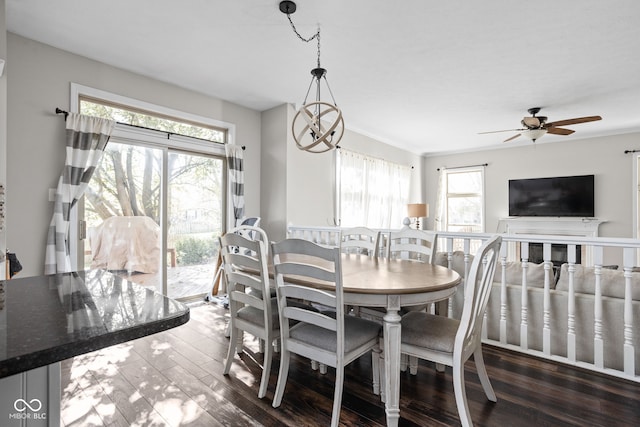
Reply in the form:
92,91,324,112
60,302,640,426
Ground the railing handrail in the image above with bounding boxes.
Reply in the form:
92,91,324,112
288,225,640,249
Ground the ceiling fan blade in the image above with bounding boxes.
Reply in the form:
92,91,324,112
546,127,575,136
478,129,523,135
504,133,521,142
546,116,602,127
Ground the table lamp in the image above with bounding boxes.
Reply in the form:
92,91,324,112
407,203,428,229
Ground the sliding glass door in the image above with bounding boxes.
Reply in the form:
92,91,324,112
167,150,224,299
80,138,225,300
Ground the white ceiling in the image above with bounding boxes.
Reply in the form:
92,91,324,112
6,0,640,155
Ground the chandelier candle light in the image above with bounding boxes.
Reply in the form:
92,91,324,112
280,0,344,153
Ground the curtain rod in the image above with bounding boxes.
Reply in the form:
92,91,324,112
55,108,244,150
437,163,488,171
624,149,640,154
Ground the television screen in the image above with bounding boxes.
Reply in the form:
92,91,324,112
508,175,595,217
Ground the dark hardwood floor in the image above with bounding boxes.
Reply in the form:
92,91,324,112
60,302,640,426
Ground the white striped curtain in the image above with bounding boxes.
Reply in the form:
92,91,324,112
225,144,245,226
44,113,115,274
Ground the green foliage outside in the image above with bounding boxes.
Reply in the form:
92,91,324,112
175,236,218,266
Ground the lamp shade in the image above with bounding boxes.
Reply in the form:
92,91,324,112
407,203,428,218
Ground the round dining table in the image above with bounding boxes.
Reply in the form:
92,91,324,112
285,253,462,427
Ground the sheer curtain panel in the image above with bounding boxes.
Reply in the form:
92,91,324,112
339,149,410,229
44,113,115,274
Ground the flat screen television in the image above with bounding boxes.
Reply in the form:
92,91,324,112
508,175,595,217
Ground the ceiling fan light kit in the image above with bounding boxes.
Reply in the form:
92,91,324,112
480,107,602,143
280,1,344,153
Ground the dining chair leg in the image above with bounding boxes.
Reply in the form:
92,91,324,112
331,365,345,427
372,346,381,395
409,355,419,375
272,350,291,408
474,347,497,402
258,337,273,399
452,359,472,427
235,331,243,354
223,326,237,376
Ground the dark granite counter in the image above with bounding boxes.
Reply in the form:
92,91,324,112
0,270,190,378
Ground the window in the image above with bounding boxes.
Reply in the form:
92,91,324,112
437,167,485,233
337,149,411,229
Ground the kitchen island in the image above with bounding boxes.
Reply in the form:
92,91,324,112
0,270,190,426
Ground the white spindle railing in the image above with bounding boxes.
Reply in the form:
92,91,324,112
287,224,640,383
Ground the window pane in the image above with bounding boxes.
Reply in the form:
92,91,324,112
80,99,226,143
448,171,482,194
447,197,482,225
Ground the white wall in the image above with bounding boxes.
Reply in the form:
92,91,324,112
6,33,262,277
260,104,289,242
422,133,639,239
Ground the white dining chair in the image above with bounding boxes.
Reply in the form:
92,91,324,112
399,235,502,427
385,228,438,373
386,228,437,262
340,226,380,257
339,226,380,322
271,238,382,427
219,226,277,399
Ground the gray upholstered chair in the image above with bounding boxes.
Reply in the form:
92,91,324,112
219,226,276,399
399,235,502,427
271,238,382,427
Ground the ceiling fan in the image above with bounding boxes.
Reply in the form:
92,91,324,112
480,107,602,143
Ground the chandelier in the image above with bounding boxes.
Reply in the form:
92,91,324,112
280,1,344,153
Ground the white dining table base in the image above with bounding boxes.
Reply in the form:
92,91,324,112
368,293,454,426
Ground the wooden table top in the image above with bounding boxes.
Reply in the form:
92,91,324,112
277,253,461,295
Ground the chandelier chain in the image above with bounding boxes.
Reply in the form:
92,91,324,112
285,13,321,68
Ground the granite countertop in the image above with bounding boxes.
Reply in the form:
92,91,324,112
0,270,190,378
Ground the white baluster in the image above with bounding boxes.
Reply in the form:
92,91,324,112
623,247,635,376
446,238,454,318
567,244,577,362
543,243,552,356
593,246,604,369
499,244,508,344
520,242,529,350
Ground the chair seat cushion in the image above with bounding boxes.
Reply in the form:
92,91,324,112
401,311,460,353
290,316,381,353
237,299,280,329
237,298,318,329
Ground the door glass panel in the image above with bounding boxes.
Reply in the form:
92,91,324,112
84,142,163,292
167,151,224,299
